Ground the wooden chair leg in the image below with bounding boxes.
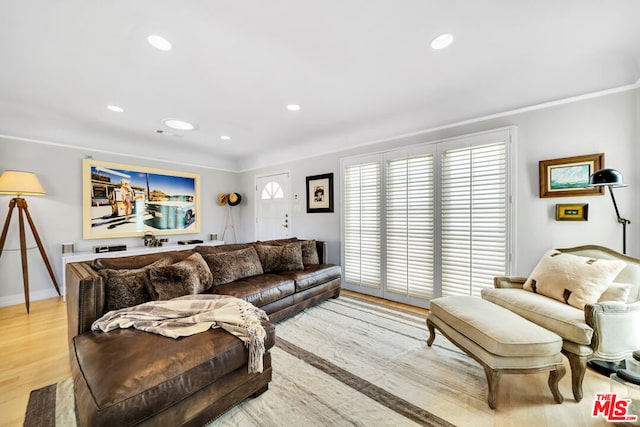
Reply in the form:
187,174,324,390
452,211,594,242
483,366,501,410
426,318,436,346
563,351,587,402
548,364,566,403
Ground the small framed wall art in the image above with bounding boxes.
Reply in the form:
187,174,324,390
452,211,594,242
306,173,334,213
539,153,604,198
555,203,588,221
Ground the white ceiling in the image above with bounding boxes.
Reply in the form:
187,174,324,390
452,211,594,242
1,1,640,171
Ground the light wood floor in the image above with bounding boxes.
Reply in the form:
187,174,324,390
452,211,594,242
0,297,71,427
0,294,613,427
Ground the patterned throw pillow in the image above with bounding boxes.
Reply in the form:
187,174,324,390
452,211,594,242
202,247,264,286
147,252,213,300
300,240,320,265
254,242,304,272
524,250,626,309
99,257,172,311
92,250,191,270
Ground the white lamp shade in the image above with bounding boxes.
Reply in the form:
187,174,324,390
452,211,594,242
0,170,46,196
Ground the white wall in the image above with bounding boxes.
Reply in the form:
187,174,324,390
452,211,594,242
1,87,637,306
241,88,639,275
0,138,238,306
238,160,341,264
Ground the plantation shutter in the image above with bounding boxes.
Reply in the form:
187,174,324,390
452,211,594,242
385,154,434,299
343,161,381,288
441,142,507,297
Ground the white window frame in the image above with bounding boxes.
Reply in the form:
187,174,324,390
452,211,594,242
340,127,516,308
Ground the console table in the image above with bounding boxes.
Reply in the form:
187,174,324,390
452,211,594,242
61,240,224,299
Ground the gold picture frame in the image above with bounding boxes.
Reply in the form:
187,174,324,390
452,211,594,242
556,203,588,221
82,159,201,239
539,153,604,198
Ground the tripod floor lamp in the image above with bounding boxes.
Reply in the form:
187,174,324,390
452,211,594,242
588,168,631,254
0,170,61,312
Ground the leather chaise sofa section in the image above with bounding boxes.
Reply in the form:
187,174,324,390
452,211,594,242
65,238,341,426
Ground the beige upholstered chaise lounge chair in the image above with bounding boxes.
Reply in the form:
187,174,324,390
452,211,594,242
482,245,640,401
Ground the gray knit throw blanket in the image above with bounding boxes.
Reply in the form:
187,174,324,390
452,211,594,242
92,294,269,373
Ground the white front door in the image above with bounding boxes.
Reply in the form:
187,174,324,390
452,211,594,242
255,173,290,241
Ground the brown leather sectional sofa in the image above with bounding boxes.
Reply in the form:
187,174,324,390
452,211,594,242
65,238,341,426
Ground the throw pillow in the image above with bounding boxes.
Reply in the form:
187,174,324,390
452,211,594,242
202,247,264,286
300,240,320,265
147,252,213,300
523,250,626,309
597,282,632,303
256,237,299,246
254,242,304,272
99,257,172,311
195,243,251,256
92,250,191,270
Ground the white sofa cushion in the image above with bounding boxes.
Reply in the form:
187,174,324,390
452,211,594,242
598,282,632,303
429,296,562,357
523,250,625,309
481,288,593,345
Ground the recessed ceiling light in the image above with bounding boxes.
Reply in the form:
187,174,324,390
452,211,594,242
287,104,301,111
148,35,172,51
430,33,454,50
162,118,195,131
107,105,124,113
220,135,232,140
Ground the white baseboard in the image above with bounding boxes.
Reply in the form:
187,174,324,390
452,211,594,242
0,289,61,308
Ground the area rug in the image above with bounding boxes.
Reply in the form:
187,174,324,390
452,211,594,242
25,295,494,426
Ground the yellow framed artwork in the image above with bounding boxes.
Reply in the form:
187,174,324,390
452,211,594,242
555,203,588,221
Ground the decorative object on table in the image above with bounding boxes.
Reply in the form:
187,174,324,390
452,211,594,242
539,153,604,198
82,159,200,239
143,232,164,247
0,170,61,313
218,192,240,243
306,173,334,213
555,203,588,221
588,168,631,254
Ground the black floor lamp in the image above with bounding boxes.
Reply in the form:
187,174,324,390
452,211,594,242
588,168,631,254
587,168,631,376
0,170,61,313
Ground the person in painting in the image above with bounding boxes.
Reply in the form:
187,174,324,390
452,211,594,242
120,179,134,221
314,185,324,202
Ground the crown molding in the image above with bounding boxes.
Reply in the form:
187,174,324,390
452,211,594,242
3,80,639,174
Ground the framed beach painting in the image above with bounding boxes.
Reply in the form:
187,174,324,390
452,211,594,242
82,159,201,239
539,153,604,198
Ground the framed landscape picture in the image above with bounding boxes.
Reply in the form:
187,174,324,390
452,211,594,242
82,159,201,239
306,173,334,213
539,153,604,198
